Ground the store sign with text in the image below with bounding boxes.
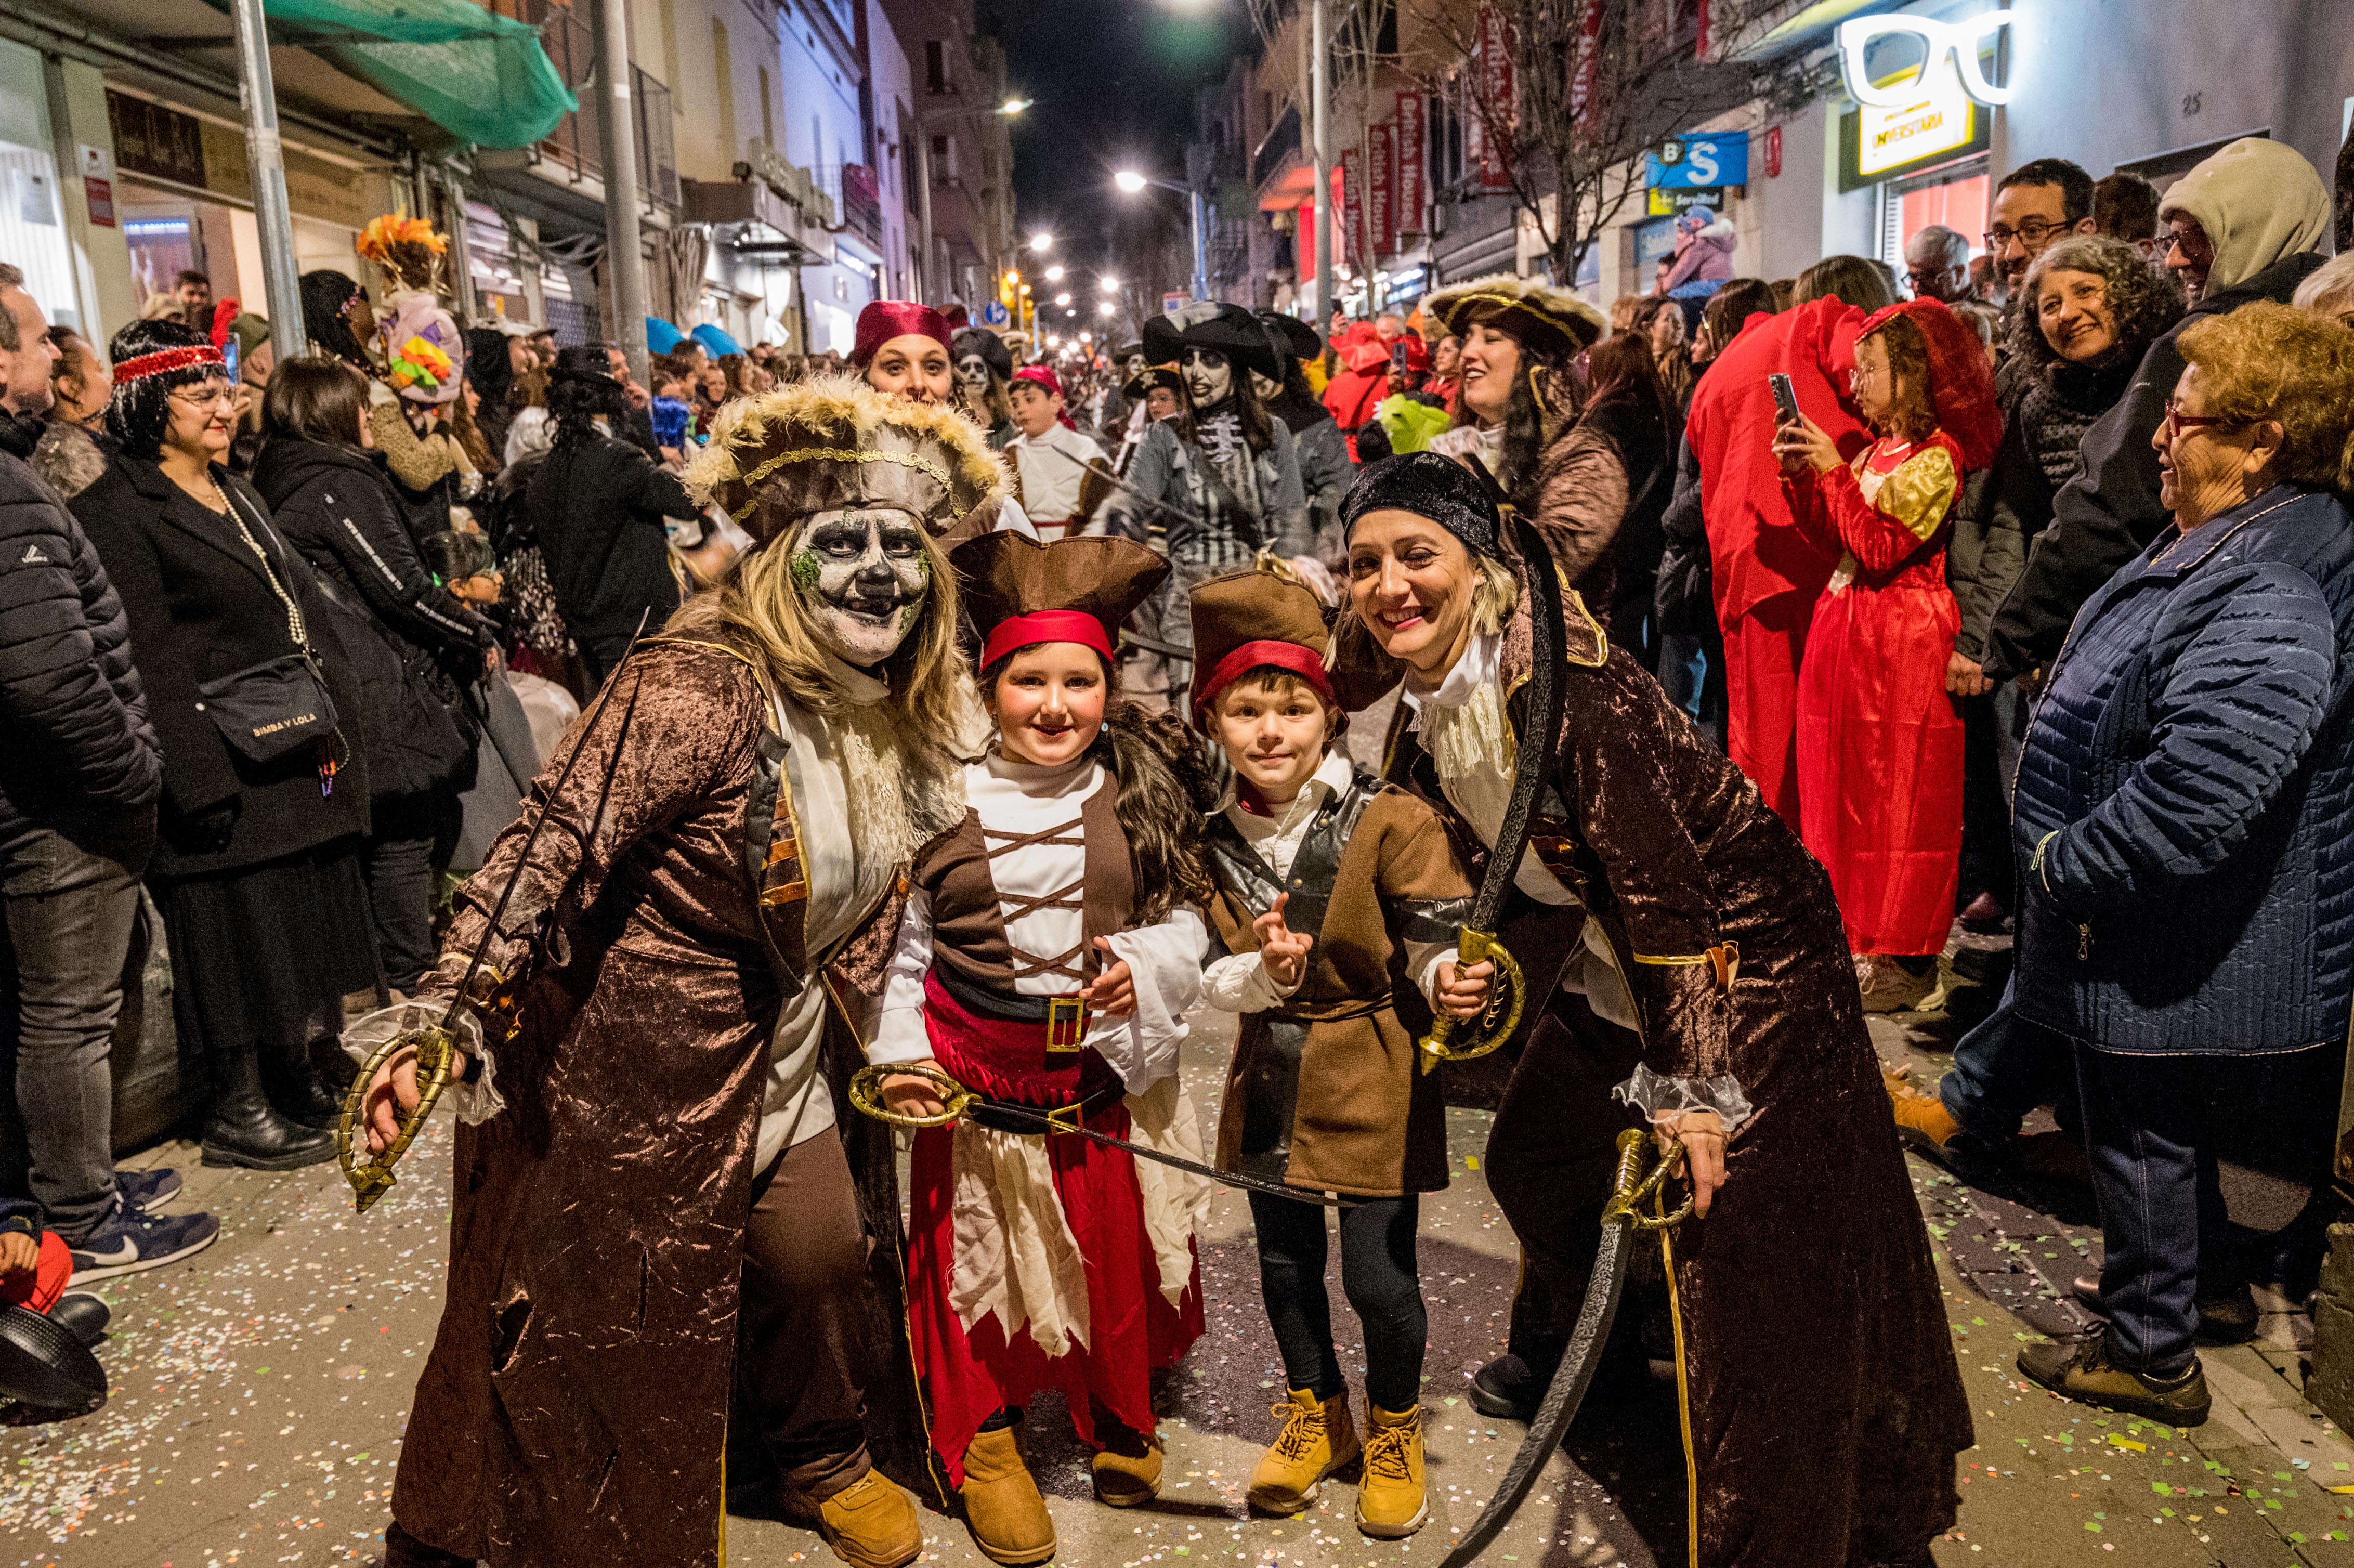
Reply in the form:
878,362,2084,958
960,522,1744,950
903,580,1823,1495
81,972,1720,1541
1647,132,1747,191
1341,147,1362,268
1394,92,1426,238
1838,55,1987,192
1369,124,1395,257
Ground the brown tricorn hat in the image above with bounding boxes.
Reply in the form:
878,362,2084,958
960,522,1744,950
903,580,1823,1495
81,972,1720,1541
953,531,1170,670
684,373,1006,544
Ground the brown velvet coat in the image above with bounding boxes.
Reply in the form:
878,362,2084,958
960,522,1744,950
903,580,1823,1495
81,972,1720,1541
1386,583,1972,1566
388,642,926,1566
1203,774,1474,1196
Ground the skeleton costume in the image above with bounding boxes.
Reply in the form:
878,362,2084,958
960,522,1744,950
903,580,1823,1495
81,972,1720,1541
380,376,1002,1568
871,533,1211,1494
1114,304,1313,686
953,326,1020,451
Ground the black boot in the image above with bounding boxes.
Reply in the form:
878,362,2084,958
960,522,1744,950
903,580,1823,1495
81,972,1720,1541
202,1034,336,1170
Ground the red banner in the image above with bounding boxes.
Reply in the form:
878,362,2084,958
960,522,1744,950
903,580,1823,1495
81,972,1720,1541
1369,124,1395,258
1341,147,1362,269
1394,92,1425,240
1475,5,1515,190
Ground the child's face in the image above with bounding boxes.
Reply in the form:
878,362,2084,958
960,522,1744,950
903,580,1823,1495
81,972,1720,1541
1210,677,1330,803
450,570,503,606
989,643,1107,768
1009,382,1061,437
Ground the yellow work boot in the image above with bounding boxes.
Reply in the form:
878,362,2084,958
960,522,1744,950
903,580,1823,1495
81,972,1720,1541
1090,1420,1163,1507
1887,1076,1963,1151
1248,1386,1361,1514
960,1425,1056,1565
1354,1401,1429,1539
811,1468,922,1568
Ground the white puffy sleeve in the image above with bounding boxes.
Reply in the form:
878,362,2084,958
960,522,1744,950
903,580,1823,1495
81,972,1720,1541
1200,948,1300,1012
1087,905,1211,1093
870,886,937,1067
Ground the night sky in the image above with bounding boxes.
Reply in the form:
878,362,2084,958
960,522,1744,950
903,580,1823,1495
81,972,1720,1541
977,0,1254,288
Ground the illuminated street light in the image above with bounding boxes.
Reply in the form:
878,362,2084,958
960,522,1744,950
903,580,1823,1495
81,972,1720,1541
1098,275,1119,292
1113,169,1207,303
1044,264,1065,282
1047,334,1062,348
1079,331,1093,344
1029,232,1055,254
1064,308,1077,318
1097,300,1116,318
1002,269,1021,285
999,97,1032,116
1113,170,1147,194
1054,291,1071,306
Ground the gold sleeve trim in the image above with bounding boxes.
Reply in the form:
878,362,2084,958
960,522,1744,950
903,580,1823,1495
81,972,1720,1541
1872,443,1960,542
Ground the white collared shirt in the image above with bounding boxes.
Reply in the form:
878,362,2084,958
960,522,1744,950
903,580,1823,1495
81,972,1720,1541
1005,423,1111,534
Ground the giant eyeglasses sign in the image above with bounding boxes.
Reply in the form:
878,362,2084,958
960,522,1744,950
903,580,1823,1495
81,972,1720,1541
1837,11,2015,109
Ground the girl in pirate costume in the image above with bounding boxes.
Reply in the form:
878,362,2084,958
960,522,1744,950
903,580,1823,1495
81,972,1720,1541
1185,568,1488,1540
1112,303,1315,696
869,532,1214,1565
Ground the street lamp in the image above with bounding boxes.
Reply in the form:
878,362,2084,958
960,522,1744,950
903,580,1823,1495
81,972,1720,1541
1099,275,1119,292
1097,300,1116,317
1029,232,1055,254
1113,168,1208,305
1044,264,1065,282
917,96,1030,307
1054,291,1071,306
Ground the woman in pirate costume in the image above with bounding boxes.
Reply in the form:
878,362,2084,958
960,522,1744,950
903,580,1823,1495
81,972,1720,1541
1111,303,1314,695
869,532,1214,1564
1337,453,1970,1568
953,325,1020,450
357,376,1003,1568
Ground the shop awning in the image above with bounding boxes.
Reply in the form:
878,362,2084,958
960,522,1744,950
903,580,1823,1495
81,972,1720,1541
198,0,578,150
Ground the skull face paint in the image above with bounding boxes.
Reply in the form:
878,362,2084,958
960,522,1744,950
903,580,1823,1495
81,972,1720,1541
1119,353,1147,384
955,352,994,392
1181,347,1233,409
1248,368,1283,401
789,507,932,668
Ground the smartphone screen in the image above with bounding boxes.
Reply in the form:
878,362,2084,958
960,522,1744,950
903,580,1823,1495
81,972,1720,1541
1768,372,1801,425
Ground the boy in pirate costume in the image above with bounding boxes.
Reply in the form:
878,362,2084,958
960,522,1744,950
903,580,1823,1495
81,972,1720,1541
355,375,1003,1568
868,532,1214,1565
1186,569,1489,1539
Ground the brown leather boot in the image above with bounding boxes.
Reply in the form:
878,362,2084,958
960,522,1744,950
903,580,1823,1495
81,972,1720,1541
1090,1418,1163,1507
960,1425,1056,1564
811,1469,922,1568
1248,1386,1361,1514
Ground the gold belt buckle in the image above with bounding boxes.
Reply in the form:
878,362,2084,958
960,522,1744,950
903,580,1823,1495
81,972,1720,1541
1045,994,1087,1053
1045,1101,1084,1133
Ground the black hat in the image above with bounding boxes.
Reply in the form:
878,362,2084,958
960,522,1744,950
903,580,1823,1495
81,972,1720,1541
1122,363,1182,401
1255,309,1323,363
1142,303,1283,381
0,1302,107,1411
952,327,1013,382
1341,451,1501,557
1113,341,1146,363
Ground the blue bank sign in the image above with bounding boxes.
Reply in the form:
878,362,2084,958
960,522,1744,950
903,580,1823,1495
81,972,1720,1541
1647,133,1749,190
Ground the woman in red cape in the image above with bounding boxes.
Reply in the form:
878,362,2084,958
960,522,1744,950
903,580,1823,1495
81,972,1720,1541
1776,300,2001,1005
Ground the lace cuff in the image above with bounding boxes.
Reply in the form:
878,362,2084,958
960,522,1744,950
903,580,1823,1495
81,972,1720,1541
342,1001,505,1126
1612,1062,1751,1135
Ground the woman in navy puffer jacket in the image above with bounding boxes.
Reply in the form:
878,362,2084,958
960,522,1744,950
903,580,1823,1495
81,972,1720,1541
2009,302,2354,1428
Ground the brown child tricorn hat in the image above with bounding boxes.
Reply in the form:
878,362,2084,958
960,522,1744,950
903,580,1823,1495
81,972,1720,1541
1187,567,1339,723
684,373,1006,544
953,531,1170,670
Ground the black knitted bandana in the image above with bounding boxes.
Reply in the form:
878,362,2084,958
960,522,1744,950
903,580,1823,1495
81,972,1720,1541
1340,451,1501,557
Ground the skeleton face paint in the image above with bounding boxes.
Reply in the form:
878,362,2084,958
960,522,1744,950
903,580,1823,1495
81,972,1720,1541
1249,368,1283,401
1182,347,1232,409
1120,354,1147,383
955,353,993,392
789,508,932,669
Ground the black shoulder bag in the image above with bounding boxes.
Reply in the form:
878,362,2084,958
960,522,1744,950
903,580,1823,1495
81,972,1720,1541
196,478,344,779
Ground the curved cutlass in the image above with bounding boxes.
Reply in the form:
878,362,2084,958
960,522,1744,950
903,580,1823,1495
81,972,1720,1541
1417,475,1568,1074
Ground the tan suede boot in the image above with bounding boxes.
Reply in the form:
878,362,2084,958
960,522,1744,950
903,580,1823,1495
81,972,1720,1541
1247,1387,1362,1514
810,1469,922,1568
1090,1420,1164,1507
1354,1402,1429,1539
960,1425,1057,1565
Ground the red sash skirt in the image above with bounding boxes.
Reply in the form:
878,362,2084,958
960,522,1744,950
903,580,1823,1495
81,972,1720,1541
904,970,1205,1486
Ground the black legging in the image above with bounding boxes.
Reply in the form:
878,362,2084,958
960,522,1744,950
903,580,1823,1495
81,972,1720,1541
1247,1191,1427,1413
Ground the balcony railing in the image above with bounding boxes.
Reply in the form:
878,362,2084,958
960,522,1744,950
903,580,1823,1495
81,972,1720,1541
487,0,678,211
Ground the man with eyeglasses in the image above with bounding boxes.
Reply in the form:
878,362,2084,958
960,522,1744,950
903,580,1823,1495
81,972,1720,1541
1902,224,1975,305
1984,158,2098,303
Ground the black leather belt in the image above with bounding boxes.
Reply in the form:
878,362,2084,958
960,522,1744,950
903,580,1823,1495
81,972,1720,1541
965,1077,1127,1137
935,961,1091,1051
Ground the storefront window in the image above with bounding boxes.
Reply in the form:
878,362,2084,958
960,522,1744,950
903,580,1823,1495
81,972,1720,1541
0,40,82,330
1879,158,1989,271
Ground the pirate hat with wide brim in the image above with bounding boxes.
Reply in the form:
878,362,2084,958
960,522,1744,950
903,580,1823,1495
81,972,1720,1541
1424,274,1606,363
1254,310,1324,364
953,532,1170,669
0,1303,106,1410
1122,363,1182,401
1142,303,1284,381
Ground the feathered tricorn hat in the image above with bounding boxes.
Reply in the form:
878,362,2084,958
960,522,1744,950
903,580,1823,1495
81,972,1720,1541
684,374,1008,544
1425,273,1606,362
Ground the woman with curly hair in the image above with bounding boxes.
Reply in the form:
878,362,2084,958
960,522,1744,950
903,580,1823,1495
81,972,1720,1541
1422,275,1604,508
1774,301,2002,1006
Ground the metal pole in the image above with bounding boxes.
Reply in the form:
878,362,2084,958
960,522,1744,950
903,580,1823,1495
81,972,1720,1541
590,0,650,384
916,120,937,303
1189,187,1209,305
1312,0,1331,334
227,0,306,355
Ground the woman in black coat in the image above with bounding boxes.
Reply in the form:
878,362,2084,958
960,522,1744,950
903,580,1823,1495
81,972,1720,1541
250,357,496,994
527,345,701,683
71,320,377,1171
